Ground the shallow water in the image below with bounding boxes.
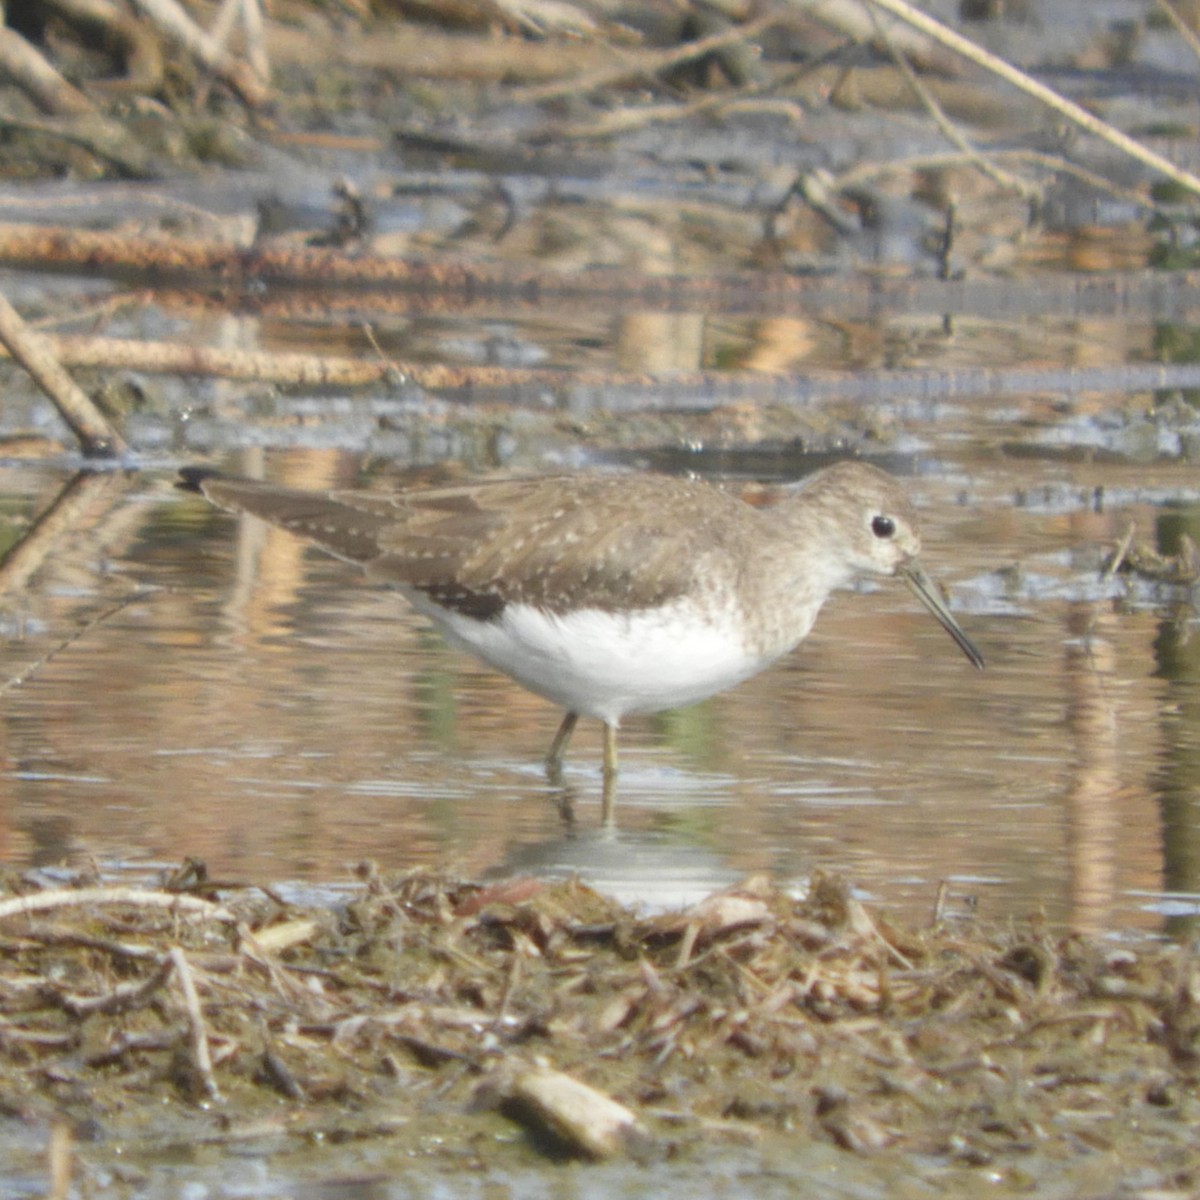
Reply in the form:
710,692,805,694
6,0,1200,1190
1,445,1196,938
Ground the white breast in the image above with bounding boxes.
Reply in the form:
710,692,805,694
409,595,781,724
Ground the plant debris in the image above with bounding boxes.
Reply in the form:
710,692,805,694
0,865,1197,1183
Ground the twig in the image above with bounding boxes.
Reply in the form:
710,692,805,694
0,218,1188,309
836,147,1155,213
1102,520,1137,583
52,955,175,1017
210,0,269,83
358,322,398,378
551,81,799,140
46,1120,73,1200
0,113,160,176
127,0,268,106
236,0,269,84
0,589,155,698
0,886,236,922
2,927,162,960
237,924,312,1001
0,290,127,456
857,0,1200,198
170,946,222,1102
511,9,785,105
1157,0,1200,66
931,880,950,925
868,6,1032,196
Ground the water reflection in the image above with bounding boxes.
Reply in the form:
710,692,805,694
1149,500,1200,938
1064,605,1125,934
494,820,741,911
0,454,1196,934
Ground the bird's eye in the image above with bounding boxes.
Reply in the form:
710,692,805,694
871,515,896,539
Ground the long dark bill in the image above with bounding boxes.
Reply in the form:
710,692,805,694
898,560,985,670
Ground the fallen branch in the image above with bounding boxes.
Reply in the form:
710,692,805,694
0,290,127,456
42,331,395,387
0,112,164,176
46,0,165,94
0,28,94,114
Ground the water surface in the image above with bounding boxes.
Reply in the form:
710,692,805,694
1,447,1193,936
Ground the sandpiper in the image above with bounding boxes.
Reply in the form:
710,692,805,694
178,462,983,810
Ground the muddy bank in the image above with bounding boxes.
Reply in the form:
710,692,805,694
1,865,1197,1193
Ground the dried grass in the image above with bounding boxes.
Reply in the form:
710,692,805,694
0,863,1196,1175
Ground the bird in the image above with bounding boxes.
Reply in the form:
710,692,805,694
177,461,983,814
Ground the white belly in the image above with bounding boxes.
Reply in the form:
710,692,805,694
409,596,777,723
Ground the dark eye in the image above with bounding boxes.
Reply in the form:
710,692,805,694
871,515,896,539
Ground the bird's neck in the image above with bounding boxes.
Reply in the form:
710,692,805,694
736,501,860,661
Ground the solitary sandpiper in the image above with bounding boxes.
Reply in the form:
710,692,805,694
178,461,983,812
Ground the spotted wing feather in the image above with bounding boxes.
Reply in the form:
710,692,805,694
180,472,398,566
180,470,759,619
368,475,756,615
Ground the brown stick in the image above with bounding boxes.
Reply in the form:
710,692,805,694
0,221,605,292
45,0,165,93
46,332,392,387
0,291,127,456
867,6,1030,195
13,330,1200,408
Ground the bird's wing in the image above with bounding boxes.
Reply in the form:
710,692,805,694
181,469,755,617
368,474,748,615
181,471,400,565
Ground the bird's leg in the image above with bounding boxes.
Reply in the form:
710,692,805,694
602,722,619,782
544,711,579,784
600,722,619,826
